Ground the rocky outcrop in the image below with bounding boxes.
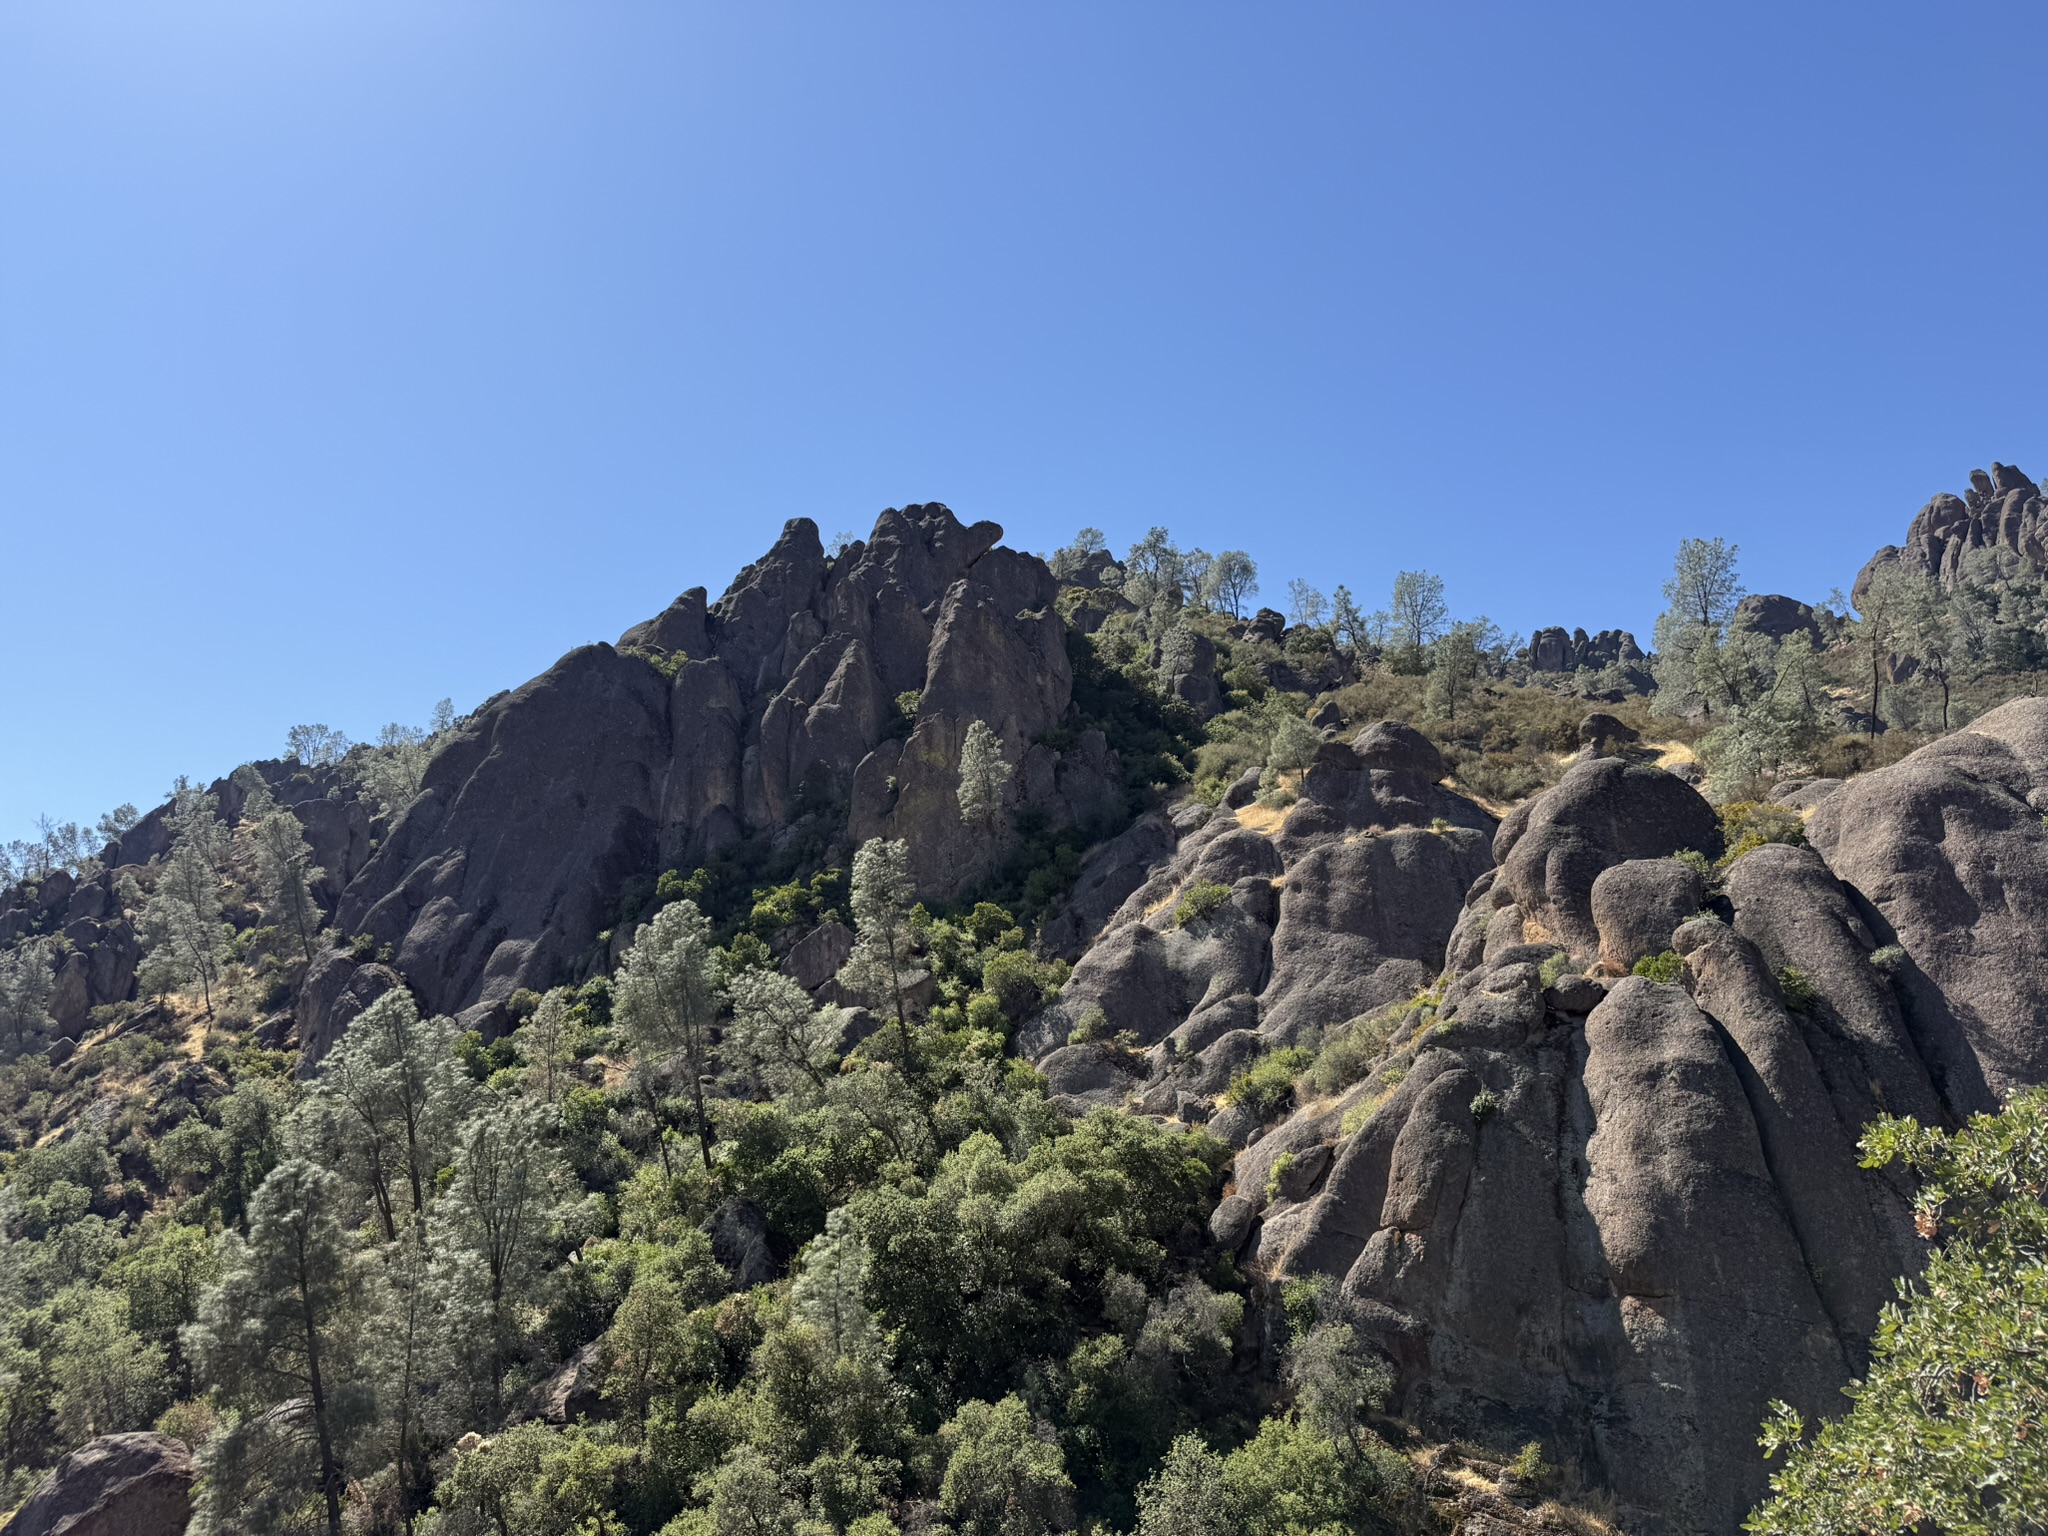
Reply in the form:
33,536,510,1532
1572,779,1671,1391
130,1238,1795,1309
1024,721,1494,1117
333,504,1118,1024
1212,713,2048,1535
1731,593,1823,643
5,1431,196,1536
1523,626,1644,674
1804,694,2048,1109
1855,460,2047,601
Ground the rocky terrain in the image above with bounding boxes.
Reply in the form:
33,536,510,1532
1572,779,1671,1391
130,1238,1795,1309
6,478,2048,1535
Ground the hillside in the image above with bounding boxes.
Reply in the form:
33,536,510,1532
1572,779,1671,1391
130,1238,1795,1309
4,473,2047,1536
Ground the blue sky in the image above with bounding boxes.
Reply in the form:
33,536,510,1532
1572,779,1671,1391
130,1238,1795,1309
5,3,2046,837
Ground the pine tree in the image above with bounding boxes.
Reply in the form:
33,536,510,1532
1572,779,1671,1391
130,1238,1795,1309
836,838,928,1074
430,1099,577,1399
186,1159,367,1536
0,938,58,1057
614,898,724,1169
252,807,326,960
137,792,232,1017
956,719,1014,836
727,969,838,1096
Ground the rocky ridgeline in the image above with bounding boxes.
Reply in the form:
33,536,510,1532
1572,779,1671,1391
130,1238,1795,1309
1857,459,2047,600
1159,698,2048,1536
0,759,372,1048
311,505,1120,1040
14,497,2048,1536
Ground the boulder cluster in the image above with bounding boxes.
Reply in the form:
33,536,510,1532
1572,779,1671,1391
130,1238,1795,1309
1190,697,2048,1535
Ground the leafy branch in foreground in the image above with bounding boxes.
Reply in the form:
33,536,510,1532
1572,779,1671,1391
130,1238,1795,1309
1747,1085,2048,1535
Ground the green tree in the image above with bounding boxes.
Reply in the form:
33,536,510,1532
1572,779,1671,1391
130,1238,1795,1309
1425,620,1489,723
1206,551,1259,620
957,719,1015,836
512,988,578,1106
285,723,354,767
1286,580,1328,629
728,970,839,1098
0,937,58,1057
295,989,466,1239
615,898,726,1169
1651,537,1748,719
1748,1086,2048,1535
251,807,326,960
1385,570,1448,658
186,1159,367,1536
835,840,927,1075
432,1099,579,1390
938,1394,1074,1536
1135,1435,1236,1536
49,1288,171,1443
137,790,233,1017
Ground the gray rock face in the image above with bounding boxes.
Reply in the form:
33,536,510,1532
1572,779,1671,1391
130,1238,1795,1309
1221,707,2048,1535
1492,757,1722,962
1855,461,2048,599
1524,626,1644,674
6,1431,196,1536
296,948,405,1070
1805,694,2048,1108
1589,858,1702,973
1028,719,1496,1120
332,504,1110,1019
1732,593,1822,643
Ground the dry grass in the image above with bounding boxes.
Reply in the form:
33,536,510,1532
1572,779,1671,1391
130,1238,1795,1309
1235,797,1296,837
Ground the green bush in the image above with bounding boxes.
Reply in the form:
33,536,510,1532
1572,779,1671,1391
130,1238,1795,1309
1869,944,1907,975
1223,1047,1314,1122
1776,965,1817,1012
1469,1087,1501,1123
1716,801,1807,870
1173,881,1233,928
1671,848,1714,881
1632,951,1684,984
1537,952,1572,989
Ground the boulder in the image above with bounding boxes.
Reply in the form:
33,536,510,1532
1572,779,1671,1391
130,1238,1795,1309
1577,711,1638,756
5,1432,196,1536
1732,593,1822,642
1805,694,2048,1109
296,948,404,1071
1589,858,1702,974
526,1338,610,1424
784,921,855,994
1492,757,1722,961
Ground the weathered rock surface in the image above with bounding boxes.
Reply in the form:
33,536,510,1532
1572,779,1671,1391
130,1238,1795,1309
332,504,1117,1022
1856,460,2048,601
1227,713,2048,1535
5,1431,196,1536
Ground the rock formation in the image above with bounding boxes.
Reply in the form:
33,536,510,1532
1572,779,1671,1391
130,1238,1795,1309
5,1431,197,1536
1855,460,2047,602
332,504,1119,1029
1203,698,2048,1536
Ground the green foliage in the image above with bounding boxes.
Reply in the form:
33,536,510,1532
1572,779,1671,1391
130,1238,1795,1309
1749,1087,2048,1535
1775,965,1817,1013
1469,1087,1501,1123
1671,848,1714,881
1537,951,1573,989
1717,801,1807,870
1223,1047,1314,1123
1174,881,1233,929
939,1394,1075,1536
1869,943,1907,975
845,1111,1229,1417
1632,951,1684,984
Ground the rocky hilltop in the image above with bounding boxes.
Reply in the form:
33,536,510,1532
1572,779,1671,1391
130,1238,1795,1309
6,487,2047,1536
1856,459,2047,599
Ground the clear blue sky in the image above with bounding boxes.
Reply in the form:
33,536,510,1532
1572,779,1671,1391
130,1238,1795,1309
5,3,2046,839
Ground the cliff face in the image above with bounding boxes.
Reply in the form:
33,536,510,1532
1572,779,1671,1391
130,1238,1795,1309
331,504,1112,1028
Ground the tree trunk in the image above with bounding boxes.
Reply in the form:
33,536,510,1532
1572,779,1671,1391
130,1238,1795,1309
300,1250,343,1536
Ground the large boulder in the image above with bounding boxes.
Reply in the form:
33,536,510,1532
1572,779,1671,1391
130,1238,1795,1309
1805,694,2048,1109
295,948,405,1070
5,1432,196,1536
1492,758,1722,961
